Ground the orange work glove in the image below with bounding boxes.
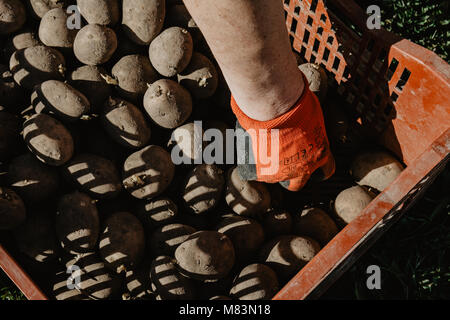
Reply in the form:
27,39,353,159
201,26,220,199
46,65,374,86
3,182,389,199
231,75,335,191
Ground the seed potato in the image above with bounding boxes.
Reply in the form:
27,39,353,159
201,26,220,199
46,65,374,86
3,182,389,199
294,208,338,246
0,187,26,230
32,80,91,121
229,264,279,300
77,0,120,26
144,79,192,129
334,185,375,224
101,97,151,149
148,223,196,257
0,0,26,35
38,8,77,49
74,24,118,65
99,211,146,273
23,113,74,166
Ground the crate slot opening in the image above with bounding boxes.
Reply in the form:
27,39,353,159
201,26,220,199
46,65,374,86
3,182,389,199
291,18,298,34
310,0,318,13
396,68,411,91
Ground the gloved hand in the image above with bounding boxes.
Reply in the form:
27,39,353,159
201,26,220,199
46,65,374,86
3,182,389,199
231,74,335,191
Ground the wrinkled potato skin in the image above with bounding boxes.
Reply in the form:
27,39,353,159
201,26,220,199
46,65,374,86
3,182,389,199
99,212,146,273
177,52,218,99
101,97,151,149
149,27,193,77
74,24,118,65
32,80,91,121
175,231,235,280
0,0,26,35
56,192,100,254
69,65,112,112
10,46,65,90
39,8,77,49
122,145,175,200
23,113,74,166
122,0,165,45
144,79,192,129
0,187,26,230
64,154,122,200
8,153,60,203
112,54,159,103
77,0,120,26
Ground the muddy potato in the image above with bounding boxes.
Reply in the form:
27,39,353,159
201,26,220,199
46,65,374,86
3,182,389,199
38,8,77,49
122,0,165,45
23,113,74,166
294,208,338,246
64,154,122,199
144,79,192,129
350,151,405,192
262,209,293,238
27,0,65,19
101,97,151,149
0,0,26,35
230,264,279,300
69,65,112,112
334,185,375,224
32,80,91,121
64,252,122,300
298,63,328,102
216,215,264,262
259,235,321,282
182,164,225,214
111,54,158,104
0,109,21,161
149,27,193,77
74,24,117,65
77,0,119,26
10,45,65,90
99,212,146,274
175,231,235,280
56,192,100,254
168,122,204,163
149,223,196,257
8,153,60,203
122,145,175,200
13,214,58,262
0,187,26,230
137,197,178,230
177,52,218,99
2,29,40,61
151,255,196,300
225,167,271,218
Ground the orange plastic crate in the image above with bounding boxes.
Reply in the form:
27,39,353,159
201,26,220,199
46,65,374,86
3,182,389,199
1,0,449,300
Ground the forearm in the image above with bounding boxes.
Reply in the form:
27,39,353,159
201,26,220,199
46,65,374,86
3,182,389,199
183,0,304,121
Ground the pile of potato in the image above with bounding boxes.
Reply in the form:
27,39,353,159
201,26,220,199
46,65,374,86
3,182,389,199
0,0,405,300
